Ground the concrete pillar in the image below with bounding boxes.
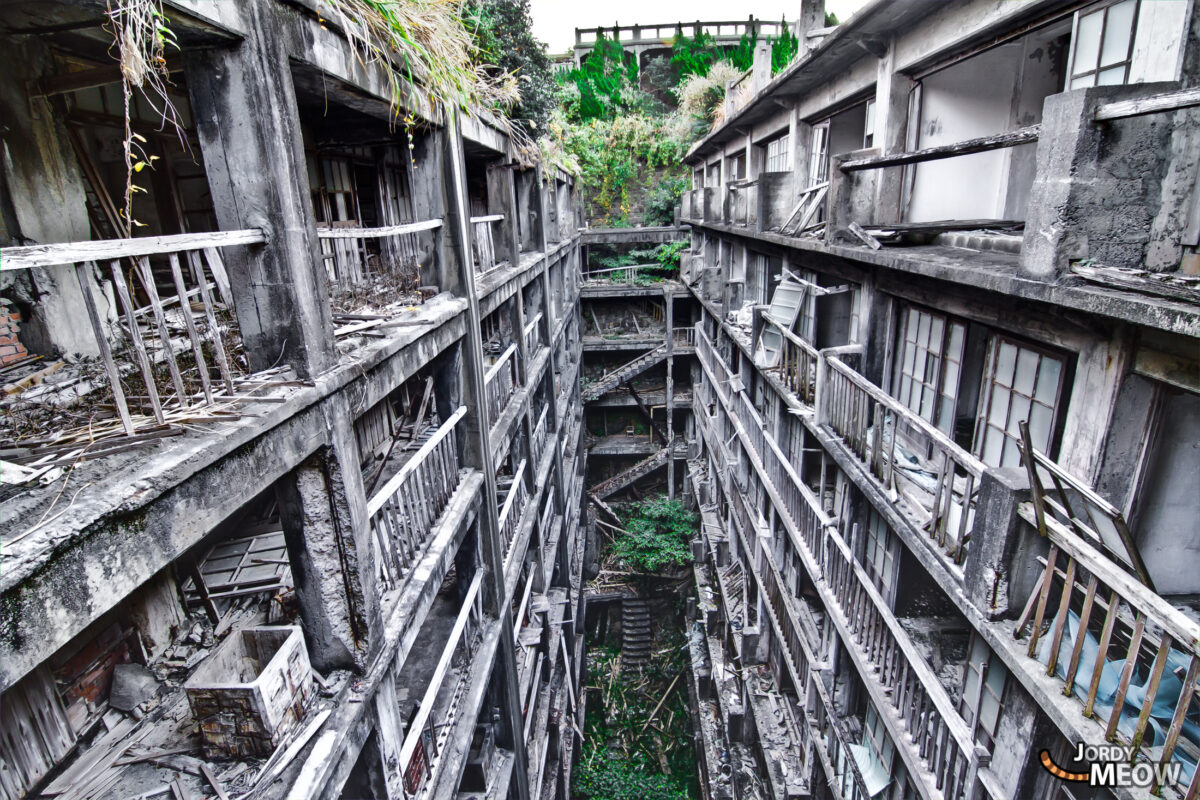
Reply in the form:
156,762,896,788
665,288,675,500
276,421,375,673
795,0,827,55
872,38,912,224
751,41,772,95
441,115,531,799
1021,82,1178,279
962,468,1034,620
184,0,334,378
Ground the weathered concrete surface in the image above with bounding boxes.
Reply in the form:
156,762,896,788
185,0,336,378
0,296,466,692
1022,83,1187,279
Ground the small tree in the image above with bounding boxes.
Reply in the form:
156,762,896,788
612,497,697,572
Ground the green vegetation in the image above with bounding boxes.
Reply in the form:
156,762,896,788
611,497,697,572
575,640,696,800
465,0,557,136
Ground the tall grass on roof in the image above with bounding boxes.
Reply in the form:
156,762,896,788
320,0,520,126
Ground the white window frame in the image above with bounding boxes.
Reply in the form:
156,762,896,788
891,305,966,435
959,632,1008,749
972,335,1066,469
765,132,792,173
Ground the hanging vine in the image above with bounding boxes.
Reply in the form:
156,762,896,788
104,0,185,235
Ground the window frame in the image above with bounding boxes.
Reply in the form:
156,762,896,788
972,335,1067,469
890,304,966,436
959,632,1008,750
1065,0,1140,89
764,131,792,173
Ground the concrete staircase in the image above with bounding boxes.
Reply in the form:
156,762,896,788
621,599,652,671
589,443,683,499
583,343,669,401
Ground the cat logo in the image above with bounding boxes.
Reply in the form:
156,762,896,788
1040,745,1183,789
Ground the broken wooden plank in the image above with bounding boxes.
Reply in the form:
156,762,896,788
1,230,266,271
200,763,230,800
840,125,1040,171
847,221,882,250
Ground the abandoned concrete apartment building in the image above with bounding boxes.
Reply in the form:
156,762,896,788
1,0,1199,799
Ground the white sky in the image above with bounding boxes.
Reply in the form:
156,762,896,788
530,0,872,54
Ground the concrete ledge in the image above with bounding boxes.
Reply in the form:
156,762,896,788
580,226,687,245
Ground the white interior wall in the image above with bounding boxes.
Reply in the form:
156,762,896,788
907,44,1023,222
1128,0,1188,83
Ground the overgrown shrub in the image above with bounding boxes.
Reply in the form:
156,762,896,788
612,497,697,572
644,176,688,226
465,0,557,136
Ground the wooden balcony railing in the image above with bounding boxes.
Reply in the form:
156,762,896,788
316,219,441,288
0,230,263,437
499,459,529,562
523,311,544,358
398,570,486,798
821,355,986,567
470,215,504,274
531,405,550,465
760,317,818,404
484,343,519,425
1013,447,1200,797
366,406,466,589
696,327,991,800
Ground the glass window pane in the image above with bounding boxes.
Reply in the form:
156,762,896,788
1101,0,1136,66
988,386,1010,427
983,428,1004,466
1028,403,1053,449
906,311,919,342
1074,9,1104,75
995,343,1017,387
917,312,931,346
930,317,945,353
1035,357,1062,404
1002,436,1020,468
948,323,965,360
1014,349,1039,396
1097,65,1127,85
943,359,960,393
1007,394,1032,435
1071,74,1098,90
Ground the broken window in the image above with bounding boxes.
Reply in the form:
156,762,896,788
891,306,966,435
959,632,1008,749
765,132,792,173
1068,0,1138,88
862,99,876,149
973,336,1065,469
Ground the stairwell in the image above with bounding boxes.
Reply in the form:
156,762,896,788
588,442,686,499
620,598,652,672
582,343,669,401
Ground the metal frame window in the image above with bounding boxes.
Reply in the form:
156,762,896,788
973,336,1066,469
765,133,792,172
1067,0,1139,89
863,509,900,606
795,269,818,343
959,632,1008,749
862,704,896,778
891,306,966,435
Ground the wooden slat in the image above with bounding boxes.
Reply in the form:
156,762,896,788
134,256,188,405
315,219,443,239
1094,87,1200,121
167,253,212,404
840,125,1040,171
109,260,164,423
187,250,235,394
1,230,265,271
73,262,134,434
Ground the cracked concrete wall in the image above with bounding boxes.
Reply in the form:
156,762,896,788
1022,82,1197,278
